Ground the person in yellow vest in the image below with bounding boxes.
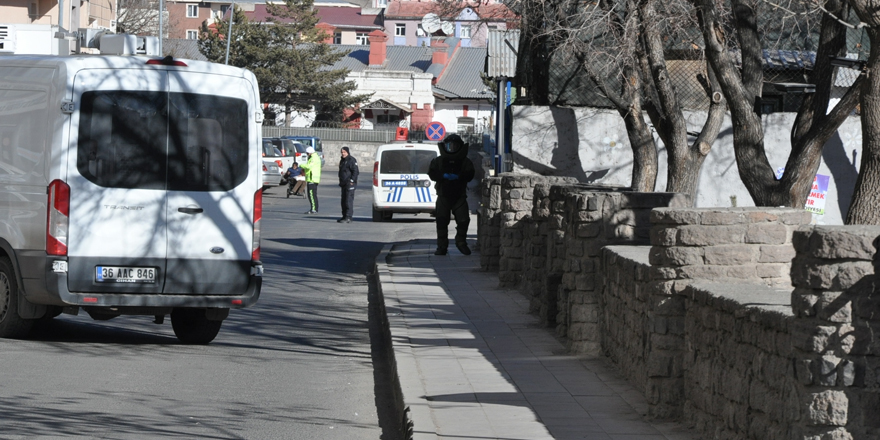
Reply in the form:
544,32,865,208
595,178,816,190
300,147,322,214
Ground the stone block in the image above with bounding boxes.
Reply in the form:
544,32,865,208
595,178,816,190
701,210,746,225
576,223,602,238
791,322,837,353
746,223,788,245
795,261,874,291
804,390,848,426
677,265,735,280
806,226,880,260
760,245,797,263
704,245,758,265
816,291,852,323
575,210,603,223
779,210,813,225
650,227,678,247
679,225,746,246
651,208,701,225
757,263,789,279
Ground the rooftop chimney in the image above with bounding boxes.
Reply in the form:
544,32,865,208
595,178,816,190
316,23,336,44
431,41,449,65
368,30,388,66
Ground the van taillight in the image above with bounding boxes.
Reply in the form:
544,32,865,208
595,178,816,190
373,161,379,187
47,180,70,256
252,189,262,261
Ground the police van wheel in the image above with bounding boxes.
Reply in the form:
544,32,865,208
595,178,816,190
171,308,222,344
0,257,33,339
372,207,384,222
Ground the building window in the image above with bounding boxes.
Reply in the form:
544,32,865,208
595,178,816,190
334,32,342,44
460,25,471,39
377,114,400,124
220,5,229,17
356,32,369,45
186,29,199,39
395,24,405,37
416,24,426,37
186,4,198,18
377,0,387,6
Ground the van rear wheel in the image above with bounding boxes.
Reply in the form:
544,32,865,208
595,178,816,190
171,308,222,344
0,257,33,339
372,207,383,222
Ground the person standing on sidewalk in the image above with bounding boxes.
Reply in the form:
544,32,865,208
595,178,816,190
301,146,322,214
428,134,475,255
337,146,359,223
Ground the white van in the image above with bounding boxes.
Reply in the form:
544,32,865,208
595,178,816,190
372,143,439,221
0,55,264,343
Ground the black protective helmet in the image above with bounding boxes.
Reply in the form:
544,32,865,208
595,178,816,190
438,134,465,155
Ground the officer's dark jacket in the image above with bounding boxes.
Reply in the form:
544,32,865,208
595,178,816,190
338,155,359,187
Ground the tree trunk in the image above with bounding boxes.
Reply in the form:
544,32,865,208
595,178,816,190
620,105,658,192
846,27,880,224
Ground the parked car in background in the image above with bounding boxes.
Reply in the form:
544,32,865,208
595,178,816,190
262,159,282,188
282,135,324,166
264,137,301,170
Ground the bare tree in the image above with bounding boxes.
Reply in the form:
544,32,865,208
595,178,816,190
116,0,160,35
510,0,725,197
843,0,880,224
692,0,862,209
116,0,182,38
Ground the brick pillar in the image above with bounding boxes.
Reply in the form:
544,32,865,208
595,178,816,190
647,207,811,419
789,226,880,439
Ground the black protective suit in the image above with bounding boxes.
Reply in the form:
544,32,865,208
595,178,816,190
428,135,475,254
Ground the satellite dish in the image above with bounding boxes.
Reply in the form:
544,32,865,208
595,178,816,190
441,21,454,36
421,13,441,34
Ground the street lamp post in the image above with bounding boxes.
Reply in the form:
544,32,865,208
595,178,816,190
225,0,236,65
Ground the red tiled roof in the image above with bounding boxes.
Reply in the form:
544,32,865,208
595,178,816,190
384,0,516,20
244,4,382,29
316,6,383,28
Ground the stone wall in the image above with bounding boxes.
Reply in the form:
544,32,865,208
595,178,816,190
476,176,880,438
601,245,653,396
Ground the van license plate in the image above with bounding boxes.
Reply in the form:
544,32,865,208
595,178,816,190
96,266,157,284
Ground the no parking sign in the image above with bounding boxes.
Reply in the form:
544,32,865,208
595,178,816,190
425,121,446,141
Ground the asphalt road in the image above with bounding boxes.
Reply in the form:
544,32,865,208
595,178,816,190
0,169,436,439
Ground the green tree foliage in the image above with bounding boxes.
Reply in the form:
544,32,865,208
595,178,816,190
199,0,371,124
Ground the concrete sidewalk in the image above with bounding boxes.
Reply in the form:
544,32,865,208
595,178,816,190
375,239,699,440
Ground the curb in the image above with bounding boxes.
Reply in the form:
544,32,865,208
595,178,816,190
374,242,438,440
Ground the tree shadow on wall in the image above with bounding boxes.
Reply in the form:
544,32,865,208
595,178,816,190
513,106,604,183
821,132,858,220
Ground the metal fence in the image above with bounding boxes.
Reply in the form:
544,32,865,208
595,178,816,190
262,126,488,145
517,5,868,113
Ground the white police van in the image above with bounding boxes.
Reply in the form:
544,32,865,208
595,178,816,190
372,143,439,221
0,48,264,344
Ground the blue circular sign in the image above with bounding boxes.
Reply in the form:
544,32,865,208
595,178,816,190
425,121,446,141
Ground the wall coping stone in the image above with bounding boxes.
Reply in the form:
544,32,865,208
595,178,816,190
604,245,651,266
687,281,794,318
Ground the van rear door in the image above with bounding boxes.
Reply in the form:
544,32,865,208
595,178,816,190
163,72,256,294
67,70,169,293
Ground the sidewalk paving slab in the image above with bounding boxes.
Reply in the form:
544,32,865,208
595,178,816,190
377,238,699,440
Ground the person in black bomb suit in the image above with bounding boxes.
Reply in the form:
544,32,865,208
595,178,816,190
428,134,475,256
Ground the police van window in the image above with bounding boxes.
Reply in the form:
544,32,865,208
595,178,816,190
77,91,168,189
380,150,436,174
77,91,249,191
167,93,248,191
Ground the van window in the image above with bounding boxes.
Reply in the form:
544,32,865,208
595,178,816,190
77,91,249,191
380,150,436,174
